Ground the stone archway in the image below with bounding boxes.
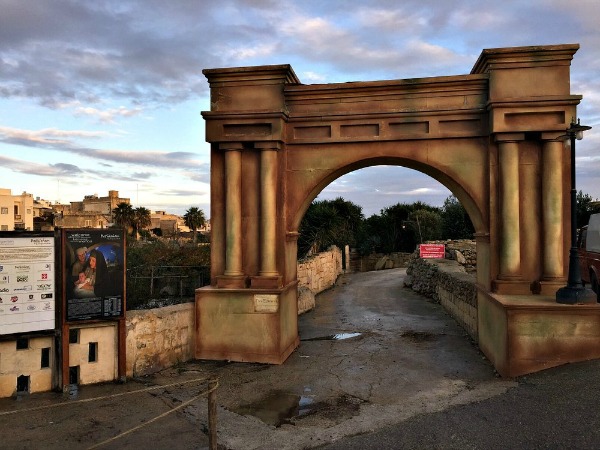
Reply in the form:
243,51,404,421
196,44,600,377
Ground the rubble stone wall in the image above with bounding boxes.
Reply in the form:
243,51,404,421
406,240,478,341
350,251,412,272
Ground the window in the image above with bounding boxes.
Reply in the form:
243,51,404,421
88,342,98,362
1,225,7,231
41,347,51,368
69,329,79,344
16,337,29,350
0,207,7,214
85,220,92,227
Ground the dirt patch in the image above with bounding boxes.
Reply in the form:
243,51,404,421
400,331,441,342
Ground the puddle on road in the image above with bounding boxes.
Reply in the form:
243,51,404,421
301,332,363,342
232,390,314,427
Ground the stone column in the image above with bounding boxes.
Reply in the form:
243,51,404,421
541,139,564,279
497,138,522,279
223,144,243,277
258,143,279,277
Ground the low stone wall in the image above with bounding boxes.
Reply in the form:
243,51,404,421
125,302,195,377
297,246,343,314
350,251,412,272
406,245,478,341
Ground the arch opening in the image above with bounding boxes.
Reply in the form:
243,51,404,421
291,157,486,238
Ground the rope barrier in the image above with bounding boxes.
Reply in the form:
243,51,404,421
1,376,219,449
87,379,219,449
0,376,211,416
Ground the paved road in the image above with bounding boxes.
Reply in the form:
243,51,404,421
2,268,598,449
318,356,600,449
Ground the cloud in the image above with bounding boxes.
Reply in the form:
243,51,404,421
0,154,82,177
2,0,600,215
0,125,205,169
74,105,144,124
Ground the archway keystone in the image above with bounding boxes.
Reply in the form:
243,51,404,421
196,44,600,376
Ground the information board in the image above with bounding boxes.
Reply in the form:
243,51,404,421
64,229,125,322
419,244,446,259
0,234,56,335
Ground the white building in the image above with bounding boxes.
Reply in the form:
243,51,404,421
0,188,34,231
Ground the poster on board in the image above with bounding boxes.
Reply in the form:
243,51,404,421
0,233,56,335
64,229,125,322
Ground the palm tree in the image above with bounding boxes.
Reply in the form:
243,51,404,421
133,207,152,240
183,207,206,243
112,202,135,232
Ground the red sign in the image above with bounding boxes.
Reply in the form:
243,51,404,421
419,244,445,259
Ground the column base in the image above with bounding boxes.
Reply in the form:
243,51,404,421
216,275,247,289
250,275,282,289
492,279,530,295
538,280,566,296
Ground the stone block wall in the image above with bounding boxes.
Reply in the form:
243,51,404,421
297,246,343,314
436,270,478,340
297,246,343,293
125,302,195,377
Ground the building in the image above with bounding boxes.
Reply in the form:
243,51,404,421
0,188,34,231
32,197,56,231
151,210,188,236
54,190,129,229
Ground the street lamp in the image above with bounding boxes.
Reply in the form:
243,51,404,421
556,118,596,304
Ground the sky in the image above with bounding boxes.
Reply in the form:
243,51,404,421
1,0,600,219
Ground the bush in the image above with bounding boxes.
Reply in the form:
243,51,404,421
126,240,210,310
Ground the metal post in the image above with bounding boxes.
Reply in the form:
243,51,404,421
208,378,218,450
556,119,596,304
150,266,154,296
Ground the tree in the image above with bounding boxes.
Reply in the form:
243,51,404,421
298,198,364,258
576,190,600,228
409,209,443,243
441,195,475,239
363,202,442,253
184,207,206,243
112,202,135,232
132,207,151,240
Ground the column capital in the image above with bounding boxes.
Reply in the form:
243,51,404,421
541,131,568,142
218,142,245,151
254,141,283,151
494,132,525,143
